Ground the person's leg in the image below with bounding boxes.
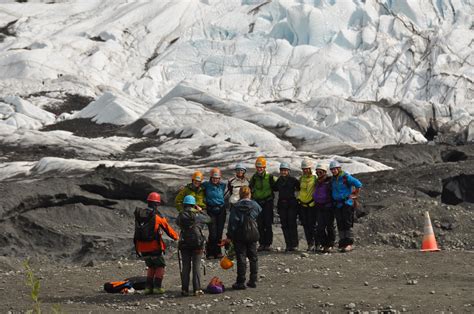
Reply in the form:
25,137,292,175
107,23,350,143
191,251,203,293
287,200,299,249
327,208,336,248
233,241,247,287
145,265,154,294
278,202,290,249
263,199,274,247
215,209,227,257
309,207,318,248
340,204,355,248
206,212,218,258
154,266,165,291
333,205,344,248
247,241,258,287
300,206,313,249
316,207,328,247
256,201,265,248
180,249,192,294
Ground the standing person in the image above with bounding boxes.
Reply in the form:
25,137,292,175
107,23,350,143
313,163,336,253
226,163,250,209
202,168,227,259
176,195,211,297
226,186,262,290
273,162,300,252
134,192,179,295
175,171,206,212
249,156,276,251
329,160,362,252
297,159,318,252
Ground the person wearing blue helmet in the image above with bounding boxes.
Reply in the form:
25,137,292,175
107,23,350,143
329,160,362,253
176,195,211,296
273,162,300,252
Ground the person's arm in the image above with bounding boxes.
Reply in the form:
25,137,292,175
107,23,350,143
160,218,179,241
348,175,362,198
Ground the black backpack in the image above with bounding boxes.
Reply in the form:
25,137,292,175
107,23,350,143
134,207,158,242
233,205,259,243
177,210,205,250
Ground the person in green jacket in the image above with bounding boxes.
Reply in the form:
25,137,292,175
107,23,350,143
249,156,276,251
175,171,206,212
297,159,318,252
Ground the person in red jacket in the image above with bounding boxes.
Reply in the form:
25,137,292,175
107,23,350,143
134,192,179,295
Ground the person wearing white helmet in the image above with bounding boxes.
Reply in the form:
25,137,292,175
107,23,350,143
226,163,250,207
273,162,300,252
313,163,335,253
297,158,319,252
329,160,362,253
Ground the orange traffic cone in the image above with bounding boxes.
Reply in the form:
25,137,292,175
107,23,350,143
421,211,440,252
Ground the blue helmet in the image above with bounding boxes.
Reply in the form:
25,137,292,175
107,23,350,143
279,162,290,170
234,163,247,172
329,160,341,169
183,195,196,206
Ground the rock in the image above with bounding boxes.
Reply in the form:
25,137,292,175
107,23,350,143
83,260,95,267
364,281,369,286
345,303,356,309
300,252,309,258
312,284,321,289
406,279,418,285
430,290,436,294
284,268,290,273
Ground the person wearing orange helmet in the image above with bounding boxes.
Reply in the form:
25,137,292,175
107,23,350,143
249,156,276,251
202,167,227,259
134,192,179,295
175,171,206,212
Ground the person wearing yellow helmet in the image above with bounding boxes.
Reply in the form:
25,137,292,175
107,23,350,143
175,171,206,212
249,156,276,252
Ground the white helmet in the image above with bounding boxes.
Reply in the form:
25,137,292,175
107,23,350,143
315,163,329,172
329,160,342,169
301,159,313,169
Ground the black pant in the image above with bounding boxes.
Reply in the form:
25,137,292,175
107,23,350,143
334,204,355,247
315,205,335,247
180,248,203,292
206,207,226,257
234,241,258,284
299,205,318,246
256,199,274,246
278,199,299,248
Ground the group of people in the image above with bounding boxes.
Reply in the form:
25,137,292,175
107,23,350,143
133,156,362,297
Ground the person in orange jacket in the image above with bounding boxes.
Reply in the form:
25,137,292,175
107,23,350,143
134,192,179,295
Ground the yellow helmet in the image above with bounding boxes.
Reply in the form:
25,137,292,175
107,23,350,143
255,156,267,168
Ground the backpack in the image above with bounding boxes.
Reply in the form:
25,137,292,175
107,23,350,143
206,276,225,294
342,174,361,209
233,205,259,243
104,280,133,294
177,210,205,250
133,207,159,242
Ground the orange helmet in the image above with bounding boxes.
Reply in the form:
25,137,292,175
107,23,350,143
192,171,203,182
210,167,221,178
255,156,267,168
147,192,161,203
220,256,234,270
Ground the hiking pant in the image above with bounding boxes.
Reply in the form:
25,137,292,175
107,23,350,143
234,240,258,284
180,248,203,293
206,207,226,257
334,203,355,247
299,204,318,247
315,204,336,248
256,199,274,247
277,199,299,249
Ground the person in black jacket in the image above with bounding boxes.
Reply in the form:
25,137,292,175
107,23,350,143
273,162,300,252
226,186,262,290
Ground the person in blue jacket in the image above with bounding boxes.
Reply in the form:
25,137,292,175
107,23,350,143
329,160,362,252
202,167,227,259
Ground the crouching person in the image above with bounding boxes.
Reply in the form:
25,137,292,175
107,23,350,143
134,192,178,295
227,186,262,290
176,195,211,296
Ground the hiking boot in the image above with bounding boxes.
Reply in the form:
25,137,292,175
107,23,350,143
341,245,353,253
144,287,153,295
181,290,190,297
246,281,257,288
232,283,246,290
194,289,205,296
306,244,315,252
153,287,166,294
257,245,265,252
263,245,272,251
322,246,333,253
